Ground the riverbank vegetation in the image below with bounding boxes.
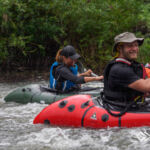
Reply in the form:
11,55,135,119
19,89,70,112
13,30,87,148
0,0,150,74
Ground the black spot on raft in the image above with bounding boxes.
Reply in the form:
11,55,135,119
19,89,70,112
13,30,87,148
81,101,90,109
101,114,109,122
22,88,26,92
59,100,68,108
44,120,50,125
68,105,75,112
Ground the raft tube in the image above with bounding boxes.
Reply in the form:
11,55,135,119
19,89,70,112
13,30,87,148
33,95,150,129
4,84,101,104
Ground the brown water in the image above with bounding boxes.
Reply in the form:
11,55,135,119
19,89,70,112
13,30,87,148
0,81,150,150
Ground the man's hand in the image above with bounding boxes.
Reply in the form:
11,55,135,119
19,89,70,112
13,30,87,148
95,75,104,81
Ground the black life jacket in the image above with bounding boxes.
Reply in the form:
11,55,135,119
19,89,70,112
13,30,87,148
104,58,147,103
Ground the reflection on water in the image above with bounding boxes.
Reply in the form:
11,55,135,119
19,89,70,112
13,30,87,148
0,80,150,150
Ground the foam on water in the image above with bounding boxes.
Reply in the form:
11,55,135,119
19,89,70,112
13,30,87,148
1,81,150,150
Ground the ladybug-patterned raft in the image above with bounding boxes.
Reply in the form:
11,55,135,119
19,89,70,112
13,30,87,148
33,95,150,129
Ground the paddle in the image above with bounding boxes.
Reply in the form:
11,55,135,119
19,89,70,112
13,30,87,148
77,59,103,76
91,72,99,77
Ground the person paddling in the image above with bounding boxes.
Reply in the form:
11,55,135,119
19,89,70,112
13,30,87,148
103,32,150,112
50,45,103,92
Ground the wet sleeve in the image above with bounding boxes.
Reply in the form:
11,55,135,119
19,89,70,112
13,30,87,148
109,64,140,88
59,67,85,84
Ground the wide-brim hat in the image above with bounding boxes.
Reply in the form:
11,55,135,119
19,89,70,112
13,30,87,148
113,32,144,53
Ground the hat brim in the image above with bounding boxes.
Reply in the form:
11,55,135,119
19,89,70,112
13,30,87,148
69,53,81,60
112,38,144,53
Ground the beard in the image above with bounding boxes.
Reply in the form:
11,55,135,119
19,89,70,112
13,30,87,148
121,49,138,61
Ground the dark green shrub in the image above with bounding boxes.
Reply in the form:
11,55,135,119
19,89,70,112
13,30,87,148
50,0,143,71
0,0,149,72
0,0,61,70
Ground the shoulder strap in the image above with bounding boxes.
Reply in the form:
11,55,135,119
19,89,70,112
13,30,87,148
115,58,131,65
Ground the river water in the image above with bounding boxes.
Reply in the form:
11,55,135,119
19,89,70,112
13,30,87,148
0,80,150,150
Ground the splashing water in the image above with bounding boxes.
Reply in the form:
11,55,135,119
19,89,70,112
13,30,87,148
0,81,150,150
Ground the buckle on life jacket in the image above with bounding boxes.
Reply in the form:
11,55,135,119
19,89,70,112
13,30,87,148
134,96,144,104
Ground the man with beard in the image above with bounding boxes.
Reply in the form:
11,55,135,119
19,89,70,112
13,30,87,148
103,32,150,112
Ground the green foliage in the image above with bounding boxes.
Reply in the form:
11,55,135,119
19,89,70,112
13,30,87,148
138,3,150,64
0,0,61,69
139,38,150,63
0,0,149,72
49,0,143,71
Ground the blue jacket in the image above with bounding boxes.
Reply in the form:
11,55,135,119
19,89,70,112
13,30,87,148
49,61,78,91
